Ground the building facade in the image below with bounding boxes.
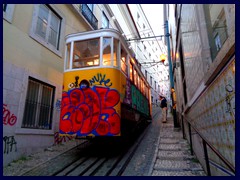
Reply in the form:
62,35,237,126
3,4,97,166
3,4,163,166
127,4,170,106
166,4,235,176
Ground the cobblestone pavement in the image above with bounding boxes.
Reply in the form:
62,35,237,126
149,114,206,176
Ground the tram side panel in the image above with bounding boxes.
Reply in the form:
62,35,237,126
121,75,151,135
59,68,122,137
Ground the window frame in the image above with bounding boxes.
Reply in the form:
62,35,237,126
120,46,128,76
21,77,55,130
134,68,137,87
29,4,65,57
102,37,112,66
87,4,94,12
129,62,133,81
102,11,109,29
72,38,100,69
3,4,15,23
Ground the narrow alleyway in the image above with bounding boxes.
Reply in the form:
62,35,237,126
4,106,207,176
149,113,206,176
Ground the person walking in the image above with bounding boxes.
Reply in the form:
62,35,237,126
160,95,167,123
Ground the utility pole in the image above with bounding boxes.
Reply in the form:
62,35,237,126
165,20,179,128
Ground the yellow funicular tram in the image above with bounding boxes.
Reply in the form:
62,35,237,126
59,28,152,138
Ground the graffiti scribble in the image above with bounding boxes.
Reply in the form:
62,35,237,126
54,132,73,145
123,80,132,105
68,76,81,90
3,104,17,126
225,84,235,116
60,86,120,136
3,136,17,154
75,76,80,88
55,99,62,111
89,73,112,87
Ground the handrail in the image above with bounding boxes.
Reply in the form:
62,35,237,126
183,116,235,176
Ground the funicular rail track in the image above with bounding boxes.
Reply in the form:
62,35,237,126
20,112,159,176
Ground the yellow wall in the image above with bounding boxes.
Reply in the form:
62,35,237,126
3,4,92,86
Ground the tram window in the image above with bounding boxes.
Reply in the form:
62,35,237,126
137,75,140,89
134,69,137,87
129,63,133,81
113,38,119,67
121,47,128,75
73,38,100,68
146,87,148,99
144,83,147,98
103,37,112,66
65,43,71,70
142,82,144,95
140,79,143,93
143,82,146,96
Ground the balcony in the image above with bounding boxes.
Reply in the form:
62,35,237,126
80,4,98,30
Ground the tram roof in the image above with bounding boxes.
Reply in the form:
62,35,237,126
66,28,125,43
66,28,136,61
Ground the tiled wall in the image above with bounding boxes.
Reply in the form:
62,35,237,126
188,59,235,171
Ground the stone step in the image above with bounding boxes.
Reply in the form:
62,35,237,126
157,150,194,160
154,159,204,170
158,144,189,151
152,169,206,176
154,159,190,169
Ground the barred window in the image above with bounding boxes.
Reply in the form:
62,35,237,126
22,77,55,129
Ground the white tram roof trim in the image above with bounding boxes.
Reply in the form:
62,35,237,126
65,28,135,59
66,28,123,43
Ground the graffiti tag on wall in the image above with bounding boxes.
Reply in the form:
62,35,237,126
123,80,132,105
55,99,62,111
3,104,17,126
60,86,120,136
225,84,235,116
3,136,17,154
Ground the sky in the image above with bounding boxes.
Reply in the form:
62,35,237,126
140,4,165,36
140,4,170,96
140,4,167,55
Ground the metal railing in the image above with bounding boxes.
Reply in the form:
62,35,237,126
183,116,235,176
80,4,98,30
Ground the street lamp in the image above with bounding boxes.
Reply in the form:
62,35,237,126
160,54,167,63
